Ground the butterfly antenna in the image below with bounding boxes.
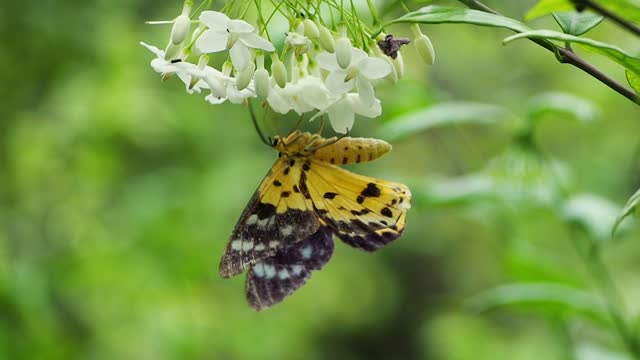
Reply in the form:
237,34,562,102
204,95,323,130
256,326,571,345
248,100,270,146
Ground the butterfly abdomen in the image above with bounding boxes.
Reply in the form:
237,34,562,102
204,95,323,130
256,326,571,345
311,138,391,164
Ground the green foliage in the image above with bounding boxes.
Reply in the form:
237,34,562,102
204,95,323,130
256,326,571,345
526,92,601,123
503,30,640,75
379,102,514,141
4,0,640,359
552,12,604,36
466,283,609,324
627,70,640,94
383,5,533,33
526,0,640,24
599,0,640,23
612,188,640,238
525,0,575,20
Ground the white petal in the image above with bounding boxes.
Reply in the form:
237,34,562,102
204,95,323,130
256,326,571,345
226,84,245,104
300,78,330,109
325,70,353,94
267,88,292,114
140,42,164,58
349,93,382,118
199,11,230,30
239,33,275,52
315,52,340,71
359,57,391,80
356,76,376,107
196,30,229,53
201,68,228,97
328,97,355,134
205,94,228,104
229,43,251,71
350,48,368,65
149,58,173,73
228,19,254,33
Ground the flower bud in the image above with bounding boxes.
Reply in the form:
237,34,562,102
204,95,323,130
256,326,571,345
335,37,352,69
171,15,191,45
383,56,398,84
189,54,209,89
236,62,255,91
415,33,435,65
317,24,335,53
222,61,233,76
285,32,311,55
164,42,182,60
303,19,319,39
254,68,270,100
271,57,288,88
393,51,405,77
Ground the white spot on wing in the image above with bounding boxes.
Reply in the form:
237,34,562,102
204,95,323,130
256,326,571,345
242,241,254,251
253,263,265,277
291,265,304,275
257,217,271,228
278,269,290,279
280,225,293,236
254,243,266,251
231,240,242,250
264,264,276,279
300,245,313,259
246,214,258,225
268,240,279,248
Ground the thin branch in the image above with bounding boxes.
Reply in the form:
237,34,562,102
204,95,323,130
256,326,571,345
458,0,640,106
577,0,640,37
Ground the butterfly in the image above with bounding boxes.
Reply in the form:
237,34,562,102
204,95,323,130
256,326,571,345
220,131,411,310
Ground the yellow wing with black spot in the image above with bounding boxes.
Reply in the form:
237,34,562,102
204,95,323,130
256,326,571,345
219,157,320,278
300,159,411,251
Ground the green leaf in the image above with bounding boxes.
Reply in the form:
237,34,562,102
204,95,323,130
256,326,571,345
601,0,640,23
525,0,575,21
552,12,604,35
383,5,534,34
380,102,513,141
413,175,497,207
466,283,609,324
503,30,640,75
627,70,640,94
562,194,621,244
526,92,600,123
612,188,640,238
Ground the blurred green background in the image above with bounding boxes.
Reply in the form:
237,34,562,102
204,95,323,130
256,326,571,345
2,0,640,359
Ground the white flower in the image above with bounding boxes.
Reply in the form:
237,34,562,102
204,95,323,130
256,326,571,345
285,31,311,54
325,93,382,133
267,76,330,115
199,66,255,105
140,42,207,93
316,48,391,107
196,11,275,71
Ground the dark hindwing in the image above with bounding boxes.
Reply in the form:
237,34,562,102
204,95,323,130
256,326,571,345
219,158,321,278
245,226,334,311
303,160,411,251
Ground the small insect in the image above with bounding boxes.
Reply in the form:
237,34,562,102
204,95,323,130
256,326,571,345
377,34,411,59
220,131,412,310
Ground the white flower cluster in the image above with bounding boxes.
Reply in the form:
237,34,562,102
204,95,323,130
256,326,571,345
141,3,416,133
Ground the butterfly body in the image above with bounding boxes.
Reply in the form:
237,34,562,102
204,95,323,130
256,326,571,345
273,131,392,164
220,131,411,310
